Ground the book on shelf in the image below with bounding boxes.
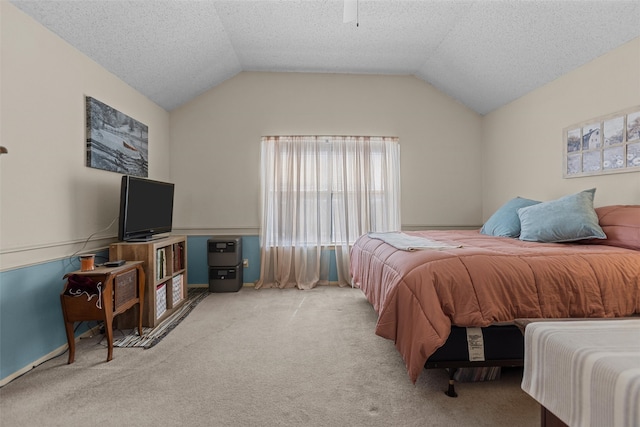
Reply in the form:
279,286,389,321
173,242,185,271
156,247,167,280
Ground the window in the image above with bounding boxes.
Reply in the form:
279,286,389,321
258,135,400,288
261,136,400,246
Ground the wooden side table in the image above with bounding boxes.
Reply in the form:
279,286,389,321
60,261,145,363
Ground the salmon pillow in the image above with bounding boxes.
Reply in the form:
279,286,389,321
583,205,640,250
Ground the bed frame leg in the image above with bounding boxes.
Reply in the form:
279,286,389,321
445,368,458,397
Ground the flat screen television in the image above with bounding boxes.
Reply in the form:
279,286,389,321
118,175,175,241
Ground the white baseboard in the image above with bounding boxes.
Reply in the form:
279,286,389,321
189,283,255,288
195,282,342,288
0,324,102,388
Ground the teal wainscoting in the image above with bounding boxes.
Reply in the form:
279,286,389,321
186,235,337,286
0,252,107,384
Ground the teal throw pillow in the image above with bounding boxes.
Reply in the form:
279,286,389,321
481,197,540,237
517,188,606,243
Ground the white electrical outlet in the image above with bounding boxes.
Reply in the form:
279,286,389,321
243,259,249,268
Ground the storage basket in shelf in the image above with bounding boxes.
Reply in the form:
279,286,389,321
172,274,183,305
156,283,167,319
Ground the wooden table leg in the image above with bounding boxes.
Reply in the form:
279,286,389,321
64,320,76,364
137,304,143,338
60,296,76,364
103,305,114,362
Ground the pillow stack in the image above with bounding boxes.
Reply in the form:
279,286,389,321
481,188,607,243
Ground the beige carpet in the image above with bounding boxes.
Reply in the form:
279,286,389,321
0,286,539,426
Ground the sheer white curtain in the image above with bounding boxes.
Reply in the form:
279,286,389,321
256,136,400,290
331,136,401,284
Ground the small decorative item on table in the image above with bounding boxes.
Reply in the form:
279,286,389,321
79,254,95,271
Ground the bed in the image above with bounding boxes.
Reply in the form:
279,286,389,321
350,199,640,396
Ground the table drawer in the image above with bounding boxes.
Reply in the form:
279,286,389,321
113,269,137,311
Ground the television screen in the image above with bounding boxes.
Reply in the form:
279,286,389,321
118,176,175,241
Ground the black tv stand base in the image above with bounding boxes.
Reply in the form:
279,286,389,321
127,236,169,242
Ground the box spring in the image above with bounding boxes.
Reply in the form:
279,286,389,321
424,324,524,397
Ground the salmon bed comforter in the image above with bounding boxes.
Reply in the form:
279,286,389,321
350,230,640,382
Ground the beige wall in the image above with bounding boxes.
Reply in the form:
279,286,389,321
3,0,638,269
0,3,170,270
170,72,483,234
482,37,640,219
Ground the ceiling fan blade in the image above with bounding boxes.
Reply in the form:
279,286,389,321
343,0,357,23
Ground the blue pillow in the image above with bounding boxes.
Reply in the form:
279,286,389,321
517,188,606,243
481,197,540,237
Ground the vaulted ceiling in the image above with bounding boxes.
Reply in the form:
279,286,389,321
11,0,640,115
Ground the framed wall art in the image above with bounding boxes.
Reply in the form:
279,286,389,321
563,105,640,178
85,96,148,177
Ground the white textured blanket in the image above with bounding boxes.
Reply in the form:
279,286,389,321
367,232,462,251
521,320,640,427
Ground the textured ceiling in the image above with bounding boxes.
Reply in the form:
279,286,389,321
10,0,640,114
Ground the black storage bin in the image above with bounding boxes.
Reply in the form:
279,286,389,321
209,265,243,293
207,237,242,267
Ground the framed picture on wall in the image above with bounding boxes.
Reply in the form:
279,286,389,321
566,128,581,153
563,105,640,178
581,123,601,150
85,96,148,177
628,142,640,167
628,111,640,141
603,116,624,146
